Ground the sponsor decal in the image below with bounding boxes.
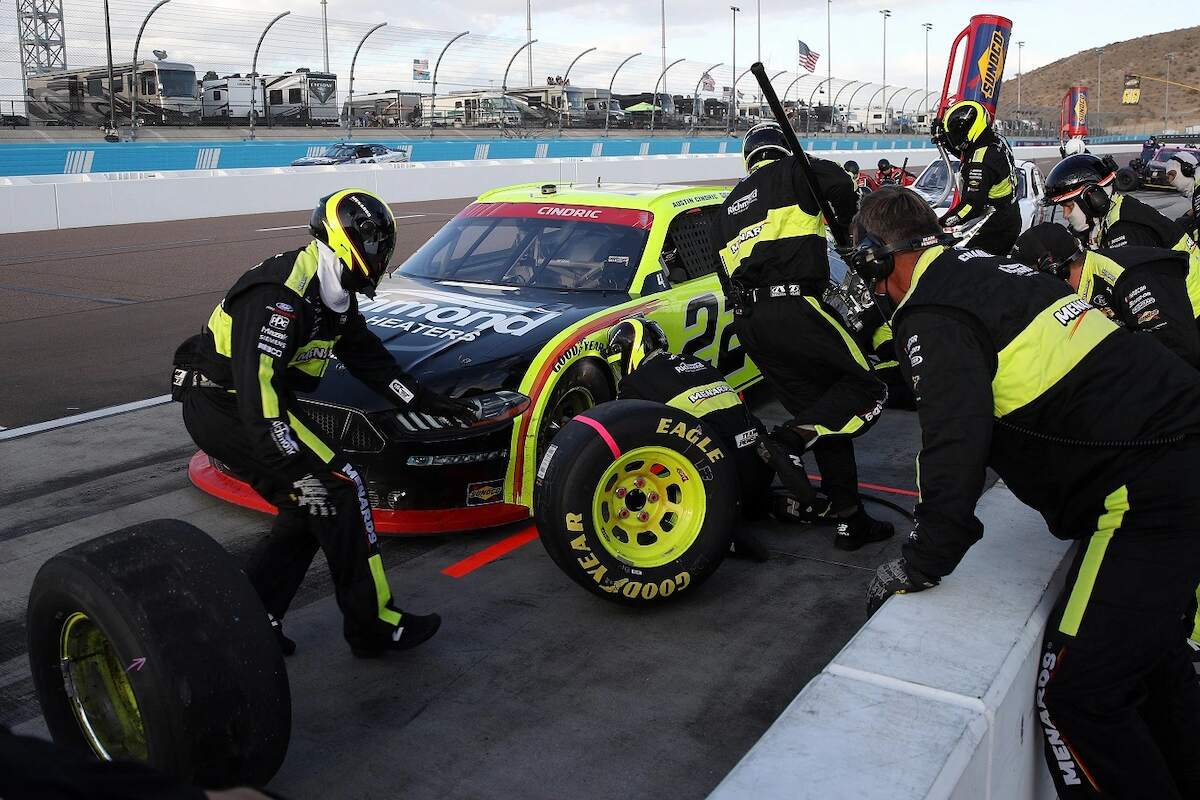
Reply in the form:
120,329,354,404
458,202,654,230
567,530,691,599
686,385,733,405
1037,650,1083,787
361,291,562,339
673,359,708,374
269,313,291,331
672,192,722,209
389,378,415,403
726,189,758,216
956,249,992,261
552,339,606,373
308,77,336,104
340,462,377,545
260,326,288,342
537,443,558,480
904,334,923,368
269,420,300,456
172,368,187,387
655,416,725,463
1053,298,1092,326
607,255,630,265
291,344,332,363
466,479,505,506
734,428,759,449
997,262,1038,277
1137,308,1161,325
976,30,1007,101
538,206,601,219
257,342,284,358
725,224,764,256
1128,295,1154,314
275,302,294,314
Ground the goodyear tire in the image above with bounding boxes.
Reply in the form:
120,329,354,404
534,399,739,605
27,519,290,787
1115,167,1141,193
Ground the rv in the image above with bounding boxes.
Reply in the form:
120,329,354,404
259,70,338,125
342,91,422,127
507,84,588,124
421,92,540,127
25,60,199,126
201,75,263,123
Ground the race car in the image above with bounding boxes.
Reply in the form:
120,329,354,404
909,155,1052,231
1118,138,1200,193
191,182,759,533
290,142,410,167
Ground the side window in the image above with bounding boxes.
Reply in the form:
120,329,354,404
87,77,103,97
213,90,222,101
288,88,302,103
140,73,156,96
661,205,724,284
269,89,283,105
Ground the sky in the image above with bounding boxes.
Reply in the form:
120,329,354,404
0,0,1182,114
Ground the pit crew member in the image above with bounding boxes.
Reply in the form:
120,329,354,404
1011,222,1200,366
875,158,908,186
932,100,1022,255
172,189,475,658
854,187,1200,799
1167,151,1200,240
717,121,892,550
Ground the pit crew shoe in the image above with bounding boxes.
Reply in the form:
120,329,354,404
728,531,769,562
268,613,296,657
350,612,442,659
770,490,834,525
1188,638,1200,678
833,508,895,552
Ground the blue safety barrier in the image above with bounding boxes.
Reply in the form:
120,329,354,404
0,134,954,178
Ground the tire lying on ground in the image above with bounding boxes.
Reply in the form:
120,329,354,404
27,518,291,787
1115,166,1142,193
534,399,739,605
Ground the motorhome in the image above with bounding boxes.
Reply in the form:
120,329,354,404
25,60,199,126
421,92,541,127
200,75,262,123
259,70,338,125
342,91,422,127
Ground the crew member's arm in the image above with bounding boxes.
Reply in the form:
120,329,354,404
1104,219,1162,249
227,286,312,481
806,157,859,241
895,309,995,578
939,154,996,228
1115,263,1200,367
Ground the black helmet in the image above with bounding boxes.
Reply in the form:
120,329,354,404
309,189,398,299
1043,153,1116,216
606,317,669,379
877,158,891,171
1010,223,1082,280
843,160,860,175
742,121,792,172
942,100,991,155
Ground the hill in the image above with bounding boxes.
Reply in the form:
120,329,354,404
995,26,1200,134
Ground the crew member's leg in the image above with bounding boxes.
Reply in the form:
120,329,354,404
968,202,1023,256
1038,461,1200,798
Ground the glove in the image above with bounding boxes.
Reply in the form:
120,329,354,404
414,388,478,427
292,475,336,517
930,120,947,148
866,556,939,614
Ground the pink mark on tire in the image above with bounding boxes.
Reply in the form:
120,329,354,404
574,415,621,459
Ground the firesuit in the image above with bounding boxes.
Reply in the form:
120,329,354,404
939,133,1022,256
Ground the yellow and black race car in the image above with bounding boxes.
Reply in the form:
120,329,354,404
191,181,769,533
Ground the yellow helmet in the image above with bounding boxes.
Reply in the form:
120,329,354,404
309,189,397,297
942,100,991,154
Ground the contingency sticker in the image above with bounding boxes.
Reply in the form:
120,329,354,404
537,444,558,480
466,479,505,506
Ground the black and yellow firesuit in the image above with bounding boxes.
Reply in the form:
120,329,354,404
175,242,437,652
716,155,886,514
893,245,1200,798
939,133,1021,256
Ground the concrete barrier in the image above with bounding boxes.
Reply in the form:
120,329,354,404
0,144,1132,234
709,482,1073,800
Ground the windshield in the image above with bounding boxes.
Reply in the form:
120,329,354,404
397,202,652,292
915,159,959,192
159,68,197,99
324,144,359,158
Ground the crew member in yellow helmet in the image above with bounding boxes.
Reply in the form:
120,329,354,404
933,99,1022,256
172,188,476,658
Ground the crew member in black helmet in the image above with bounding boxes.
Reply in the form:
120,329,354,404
932,100,1022,255
716,121,892,550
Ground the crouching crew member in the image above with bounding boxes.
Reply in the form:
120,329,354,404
1012,222,1200,366
855,187,1200,799
932,100,1022,255
717,121,892,551
1166,151,1200,240
173,189,476,658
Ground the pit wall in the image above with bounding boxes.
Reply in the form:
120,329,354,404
0,144,1132,234
708,482,1072,800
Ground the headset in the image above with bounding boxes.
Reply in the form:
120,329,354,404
844,229,956,284
1077,182,1113,219
1169,154,1197,179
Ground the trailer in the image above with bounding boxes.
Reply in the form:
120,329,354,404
200,75,263,123
25,60,199,127
421,91,542,127
342,91,422,127
259,70,338,125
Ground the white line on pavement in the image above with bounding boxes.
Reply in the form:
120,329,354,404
0,395,173,441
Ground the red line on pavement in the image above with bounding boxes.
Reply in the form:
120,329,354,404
441,526,539,578
807,473,920,498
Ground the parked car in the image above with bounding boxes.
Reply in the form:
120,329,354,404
290,142,409,167
1119,138,1200,192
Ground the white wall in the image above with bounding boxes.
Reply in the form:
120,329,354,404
709,482,1072,800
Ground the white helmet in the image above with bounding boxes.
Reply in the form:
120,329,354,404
1061,137,1088,156
1167,152,1198,195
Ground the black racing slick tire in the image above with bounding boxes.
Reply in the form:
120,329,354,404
27,519,291,788
534,399,740,606
1115,167,1142,193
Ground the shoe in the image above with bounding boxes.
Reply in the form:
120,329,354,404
1188,638,1200,678
771,490,834,525
268,613,296,657
728,531,769,562
833,508,895,551
350,612,442,659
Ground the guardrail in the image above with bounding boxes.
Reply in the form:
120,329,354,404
709,482,1071,800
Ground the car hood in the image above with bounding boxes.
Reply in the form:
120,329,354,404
307,275,620,411
292,156,340,166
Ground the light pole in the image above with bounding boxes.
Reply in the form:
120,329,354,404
650,58,684,134
692,62,723,135
102,0,116,132
1096,47,1103,120
130,0,172,140
503,40,537,95
728,6,740,135
249,11,290,141
879,9,890,132
755,0,761,113
345,22,386,140
832,79,860,132
558,46,596,135
605,52,640,137
661,0,667,96
429,31,470,138
922,23,932,117
826,0,832,122
1165,53,1176,132
1017,40,1024,114
321,0,329,72
527,0,534,87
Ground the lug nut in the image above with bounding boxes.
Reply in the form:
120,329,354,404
647,492,660,503
633,477,646,488
615,487,628,499
618,509,630,519
637,511,650,522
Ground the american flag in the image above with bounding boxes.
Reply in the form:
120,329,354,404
701,72,716,92
797,40,821,72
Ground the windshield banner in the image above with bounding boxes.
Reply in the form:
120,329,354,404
457,202,654,230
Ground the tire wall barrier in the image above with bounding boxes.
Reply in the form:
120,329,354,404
0,144,1133,234
709,482,1073,800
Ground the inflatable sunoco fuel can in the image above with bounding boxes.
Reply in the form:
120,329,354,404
1061,85,1089,140
937,14,1014,119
